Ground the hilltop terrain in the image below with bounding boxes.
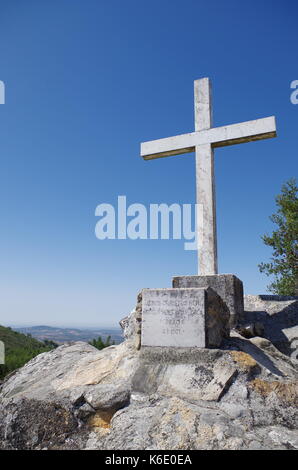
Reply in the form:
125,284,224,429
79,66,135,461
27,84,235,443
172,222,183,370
14,325,123,345
0,294,297,450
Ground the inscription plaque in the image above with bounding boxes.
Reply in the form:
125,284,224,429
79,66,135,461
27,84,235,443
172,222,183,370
141,288,206,347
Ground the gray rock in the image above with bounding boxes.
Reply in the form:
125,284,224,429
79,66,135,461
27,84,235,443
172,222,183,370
0,292,297,450
200,361,238,402
219,402,249,419
84,382,130,411
173,274,244,327
244,295,298,355
237,321,265,338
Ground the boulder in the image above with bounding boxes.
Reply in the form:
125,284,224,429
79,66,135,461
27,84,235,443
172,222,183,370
0,294,297,450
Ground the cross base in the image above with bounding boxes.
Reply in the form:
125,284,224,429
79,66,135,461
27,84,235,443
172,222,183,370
172,274,244,328
141,286,230,349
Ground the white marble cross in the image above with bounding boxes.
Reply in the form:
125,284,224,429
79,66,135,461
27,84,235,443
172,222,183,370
140,78,277,275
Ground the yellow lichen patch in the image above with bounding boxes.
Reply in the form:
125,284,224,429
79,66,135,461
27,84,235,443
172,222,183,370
88,410,114,430
249,378,298,405
229,351,258,372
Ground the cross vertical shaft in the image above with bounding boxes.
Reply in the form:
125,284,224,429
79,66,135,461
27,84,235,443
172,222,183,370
194,78,218,275
140,78,276,276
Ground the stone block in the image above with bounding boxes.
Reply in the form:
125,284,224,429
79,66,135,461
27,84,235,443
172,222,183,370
141,287,229,349
172,274,244,328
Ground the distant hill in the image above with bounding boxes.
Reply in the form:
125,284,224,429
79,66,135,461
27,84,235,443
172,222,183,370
0,325,56,380
13,325,123,345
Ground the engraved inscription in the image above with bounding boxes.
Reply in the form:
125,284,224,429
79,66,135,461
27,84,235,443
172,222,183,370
141,288,206,348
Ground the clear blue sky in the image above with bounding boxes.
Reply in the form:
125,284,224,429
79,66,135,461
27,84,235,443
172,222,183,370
0,0,297,327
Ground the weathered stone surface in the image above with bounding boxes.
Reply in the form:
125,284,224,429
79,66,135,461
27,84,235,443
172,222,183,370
201,361,238,401
173,274,244,327
141,116,276,160
0,293,297,450
141,287,229,348
84,383,130,411
244,295,298,355
0,398,81,450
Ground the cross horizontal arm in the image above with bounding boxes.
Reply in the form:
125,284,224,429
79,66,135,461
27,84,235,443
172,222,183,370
141,116,276,160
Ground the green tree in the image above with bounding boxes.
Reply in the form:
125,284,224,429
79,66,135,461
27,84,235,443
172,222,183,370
0,326,57,380
89,335,114,350
258,178,298,295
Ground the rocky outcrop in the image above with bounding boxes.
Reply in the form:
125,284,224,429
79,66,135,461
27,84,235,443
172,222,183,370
0,294,297,450
243,295,298,356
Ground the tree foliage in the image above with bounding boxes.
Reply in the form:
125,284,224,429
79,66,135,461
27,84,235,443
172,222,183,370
258,178,298,295
0,326,57,380
89,335,114,350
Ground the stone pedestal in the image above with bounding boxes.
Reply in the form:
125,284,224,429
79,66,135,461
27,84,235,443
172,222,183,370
172,274,244,328
141,287,229,349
